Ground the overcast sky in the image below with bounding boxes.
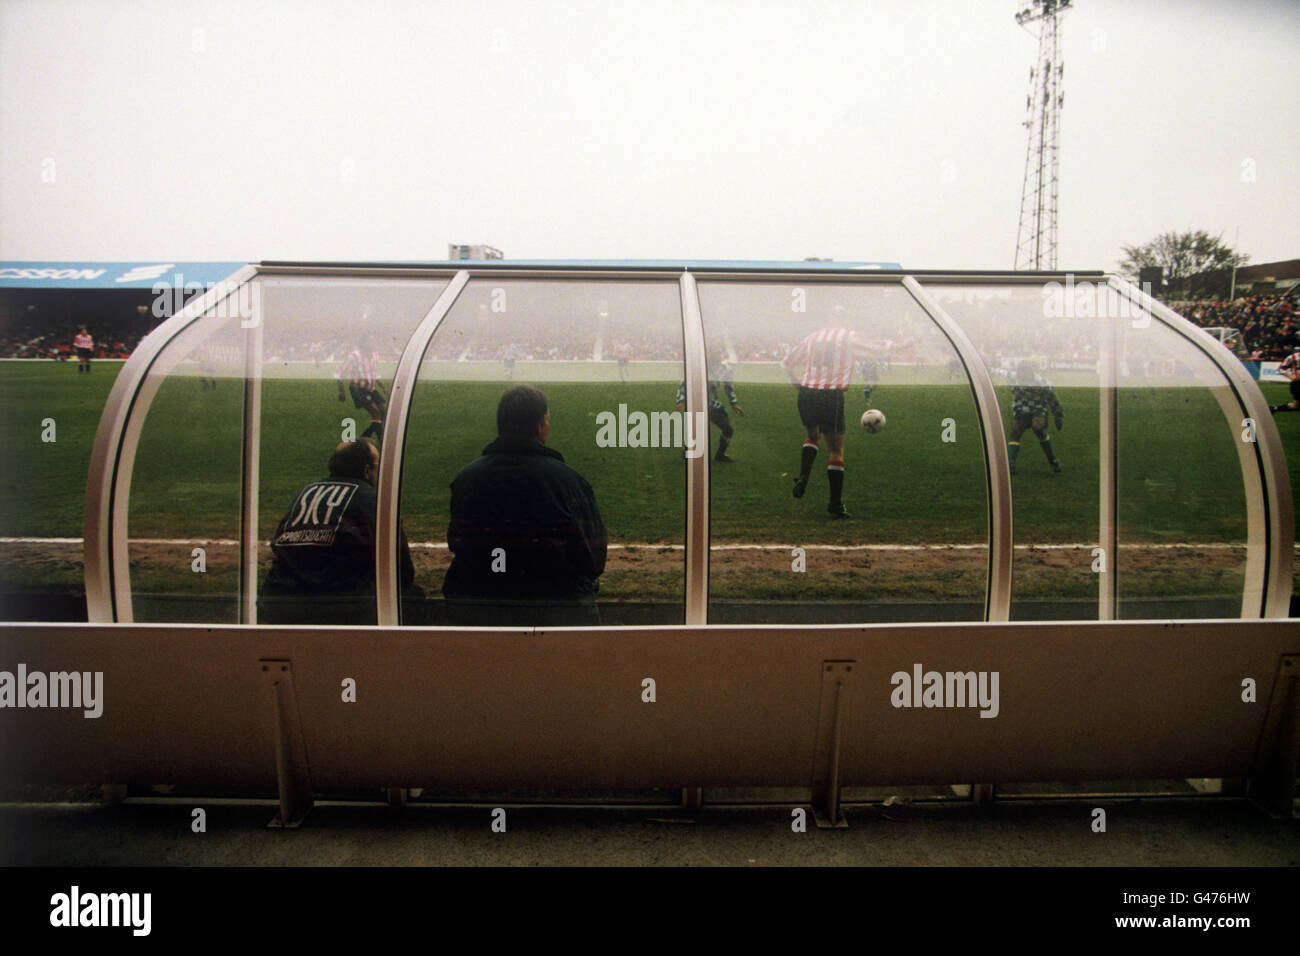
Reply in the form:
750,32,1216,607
1,0,1296,270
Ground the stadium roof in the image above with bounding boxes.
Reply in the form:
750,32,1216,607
0,259,912,290
0,262,246,289
1234,258,1300,282
257,260,1112,277
0,259,912,291
3,259,1144,291
260,259,907,272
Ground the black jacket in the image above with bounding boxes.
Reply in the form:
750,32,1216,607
262,476,415,596
443,436,607,603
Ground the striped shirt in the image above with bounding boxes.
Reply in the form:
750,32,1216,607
335,350,380,391
781,327,888,389
1280,351,1300,380
73,332,93,350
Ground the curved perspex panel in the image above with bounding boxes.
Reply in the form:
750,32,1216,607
696,279,991,624
397,278,688,627
80,265,1289,626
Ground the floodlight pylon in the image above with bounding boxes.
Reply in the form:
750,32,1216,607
1014,0,1071,271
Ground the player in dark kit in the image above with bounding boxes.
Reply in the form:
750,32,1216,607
1269,350,1300,413
613,342,633,383
499,343,519,381
859,356,886,405
676,357,744,462
783,326,886,518
198,342,218,390
1008,363,1063,474
336,345,388,442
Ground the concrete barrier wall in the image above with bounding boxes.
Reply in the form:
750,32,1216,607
1,620,1296,795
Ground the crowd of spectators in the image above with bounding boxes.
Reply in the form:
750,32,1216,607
0,321,141,360
6,290,1295,366
1169,291,1299,360
460,312,593,361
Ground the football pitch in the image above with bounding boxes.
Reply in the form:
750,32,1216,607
0,360,1295,615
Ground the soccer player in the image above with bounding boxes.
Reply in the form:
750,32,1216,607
613,341,633,383
73,328,93,373
336,342,388,442
676,356,744,462
860,356,887,406
1007,363,1063,474
783,326,885,518
1269,349,1300,413
197,342,218,391
499,343,519,381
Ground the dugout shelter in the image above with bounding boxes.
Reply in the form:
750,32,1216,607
3,260,1298,825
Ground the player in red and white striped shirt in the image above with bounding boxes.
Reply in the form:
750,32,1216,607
1270,349,1300,413
73,328,93,374
336,346,388,441
782,326,888,518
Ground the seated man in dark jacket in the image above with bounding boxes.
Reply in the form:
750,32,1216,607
260,438,416,624
443,385,607,626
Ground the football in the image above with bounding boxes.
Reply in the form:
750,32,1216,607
861,409,886,433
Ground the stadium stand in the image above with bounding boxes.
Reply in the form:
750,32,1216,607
1170,292,1300,360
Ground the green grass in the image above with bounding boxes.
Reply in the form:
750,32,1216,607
0,363,116,536
0,362,1286,609
0,364,1259,544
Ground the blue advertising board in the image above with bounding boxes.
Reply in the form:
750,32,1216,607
0,262,246,289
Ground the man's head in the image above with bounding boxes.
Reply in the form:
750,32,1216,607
329,438,380,485
497,385,550,442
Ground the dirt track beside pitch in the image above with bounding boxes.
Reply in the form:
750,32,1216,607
0,538,1255,604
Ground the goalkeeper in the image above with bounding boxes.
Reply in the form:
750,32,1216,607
1008,363,1063,475
675,355,744,462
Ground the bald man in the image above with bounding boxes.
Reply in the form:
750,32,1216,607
260,438,415,623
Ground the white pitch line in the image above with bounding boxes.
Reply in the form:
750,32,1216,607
0,537,1259,551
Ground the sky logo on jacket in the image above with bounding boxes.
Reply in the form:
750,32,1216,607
274,481,359,547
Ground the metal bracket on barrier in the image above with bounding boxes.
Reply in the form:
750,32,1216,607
811,661,854,829
260,659,314,828
680,787,702,809
1248,654,1299,820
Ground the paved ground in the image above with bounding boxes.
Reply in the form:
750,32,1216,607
3,796,1297,867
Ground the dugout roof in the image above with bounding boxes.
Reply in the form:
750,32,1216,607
82,261,1292,627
